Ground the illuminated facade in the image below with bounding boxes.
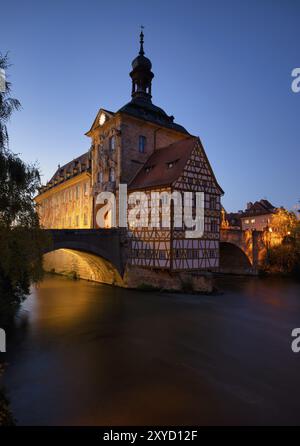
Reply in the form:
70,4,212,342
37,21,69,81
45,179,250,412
240,200,276,231
36,31,223,271
36,155,92,229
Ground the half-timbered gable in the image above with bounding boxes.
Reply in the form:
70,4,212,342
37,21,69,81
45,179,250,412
172,138,223,270
128,137,223,271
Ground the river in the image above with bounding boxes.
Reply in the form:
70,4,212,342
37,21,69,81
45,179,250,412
2,274,300,425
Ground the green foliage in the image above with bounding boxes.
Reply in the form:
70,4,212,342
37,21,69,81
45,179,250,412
0,53,47,325
0,53,21,150
0,226,49,324
0,150,41,227
270,208,298,239
264,243,300,276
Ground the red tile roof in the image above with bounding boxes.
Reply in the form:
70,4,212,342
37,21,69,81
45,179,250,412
40,152,90,193
128,137,197,190
242,199,276,217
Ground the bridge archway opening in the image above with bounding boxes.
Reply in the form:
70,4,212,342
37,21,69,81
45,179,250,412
220,242,252,273
43,249,123,286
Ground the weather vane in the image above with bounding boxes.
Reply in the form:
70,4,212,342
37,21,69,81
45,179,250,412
139,25,145,55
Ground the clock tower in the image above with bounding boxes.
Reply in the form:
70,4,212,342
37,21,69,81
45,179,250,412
85,30,189,226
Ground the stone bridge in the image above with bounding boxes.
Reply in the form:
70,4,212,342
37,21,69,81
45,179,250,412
43,229,128,279
220,228,266,274
43,228,267,282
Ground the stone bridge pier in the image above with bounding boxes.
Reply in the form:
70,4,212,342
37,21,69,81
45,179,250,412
220,229,266,275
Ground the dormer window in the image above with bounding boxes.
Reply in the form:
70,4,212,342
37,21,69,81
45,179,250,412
145,165,154,173
166,159,178,169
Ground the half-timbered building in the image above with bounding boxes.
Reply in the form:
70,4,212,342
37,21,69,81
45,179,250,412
128,137,223,270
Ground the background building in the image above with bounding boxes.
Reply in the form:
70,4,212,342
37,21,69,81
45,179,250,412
240,199,276,231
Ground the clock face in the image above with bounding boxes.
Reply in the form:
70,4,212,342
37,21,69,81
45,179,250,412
99,113,106,126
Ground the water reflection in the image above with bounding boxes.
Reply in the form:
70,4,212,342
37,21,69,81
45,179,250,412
3,274,300,425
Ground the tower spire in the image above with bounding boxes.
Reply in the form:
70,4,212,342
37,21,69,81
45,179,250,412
130,27,154,102
139,25,145,56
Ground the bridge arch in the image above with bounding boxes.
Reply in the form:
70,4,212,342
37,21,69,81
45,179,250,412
43,241,116,269
219,242,253,274
43,248,124,286
43,229,127,277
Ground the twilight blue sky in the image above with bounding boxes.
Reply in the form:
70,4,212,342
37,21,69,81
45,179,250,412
1,0,299,212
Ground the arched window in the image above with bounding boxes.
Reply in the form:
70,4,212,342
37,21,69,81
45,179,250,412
109,167,115,182
109,135,116,152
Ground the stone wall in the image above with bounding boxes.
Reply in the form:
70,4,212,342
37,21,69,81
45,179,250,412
43,249,214,294
123,264,214,293
120,115,187,184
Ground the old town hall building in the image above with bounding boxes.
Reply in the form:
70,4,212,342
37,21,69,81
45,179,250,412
36,31,223,271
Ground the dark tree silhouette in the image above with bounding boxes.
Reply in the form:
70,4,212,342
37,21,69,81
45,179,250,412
0,53,47,325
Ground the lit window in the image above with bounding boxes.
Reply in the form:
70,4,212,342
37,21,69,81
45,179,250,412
251,219,255,223
139,135,146,153
83,213,88,226
245,219,249,224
